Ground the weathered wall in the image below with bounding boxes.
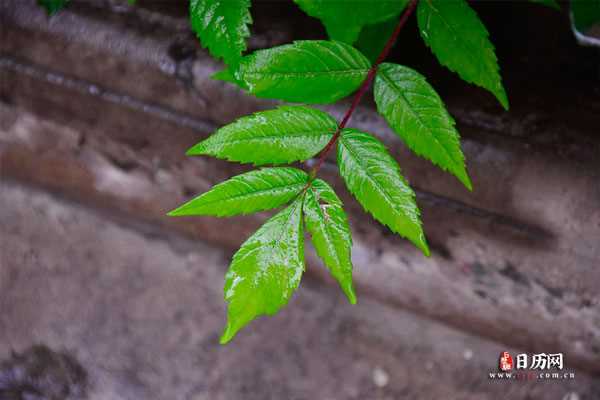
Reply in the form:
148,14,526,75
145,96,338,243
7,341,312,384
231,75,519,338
1,0,599,397
2,182,598,399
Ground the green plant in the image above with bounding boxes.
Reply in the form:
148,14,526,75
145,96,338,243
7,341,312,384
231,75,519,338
39,0,560,343
180,0,498,344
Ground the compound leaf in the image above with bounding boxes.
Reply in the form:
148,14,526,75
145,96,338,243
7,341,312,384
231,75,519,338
294,0,409,44
38,0,69,15
337,129,429,255
221,196,305,343
219,40,371,104
168,167,308,217
417,0,508,109
304,179,356,304
374,63,471,189
187,106,337,165
190,0,252,65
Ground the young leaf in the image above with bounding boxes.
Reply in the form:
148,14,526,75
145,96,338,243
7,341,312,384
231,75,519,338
187,106,337,165
529,0,560,10
374,63,471,190
337,129,429,255
304,179,356,304
221,196,305,343
189,0,252,65
219,40,371,104
293,0,409,44
38,0,69,15
168,167,308,217
417,0,508,109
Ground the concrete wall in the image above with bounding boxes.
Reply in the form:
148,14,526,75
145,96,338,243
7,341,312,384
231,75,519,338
1,0,599,398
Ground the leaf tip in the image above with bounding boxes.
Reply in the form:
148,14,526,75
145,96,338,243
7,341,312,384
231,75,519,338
342,282,357,305
460,172,473,192
185,142,207,156
347,289,358,305
219,321,238,344
465,180,473,192
496,88,510,111
422,247,431,257
212,67,241,86
418,237,431,257
167,202,198,217
166,208,182,217
212,68,229,81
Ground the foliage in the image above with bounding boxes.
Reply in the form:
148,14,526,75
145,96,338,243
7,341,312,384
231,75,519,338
337,129,429,255
355,18,398,63
416,0,508,109
174,0,511,343
374,63,471,189
35,0,564,343
220,196,305,344
215,40,371,104
186,106,337,165
303,179,355,304
293,0,409,44
168,167,309,217
189,0,252,65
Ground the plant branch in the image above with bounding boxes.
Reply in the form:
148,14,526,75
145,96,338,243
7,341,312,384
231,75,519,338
308,0,419,179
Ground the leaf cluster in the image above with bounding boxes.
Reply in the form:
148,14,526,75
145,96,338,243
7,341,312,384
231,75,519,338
172,0,532,343
34,0,559,343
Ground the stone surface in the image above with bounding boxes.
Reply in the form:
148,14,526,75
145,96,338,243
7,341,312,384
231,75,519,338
0,345,88,400
1,0,600,392
1,183,599,399
2,79,600,374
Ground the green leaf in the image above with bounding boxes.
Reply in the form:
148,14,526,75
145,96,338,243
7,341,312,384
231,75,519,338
529,0,560,10
38,0,69,15
337,129,429,255
417,0,508,109
190,0,252,65
374,63,471,190
220,40,371,104
304,179,356,304
168,167,308,217
187,106,337,165
571,0,600,32
293,0,409,44
211,68,242,86
220,196,305,343
355,18,398,63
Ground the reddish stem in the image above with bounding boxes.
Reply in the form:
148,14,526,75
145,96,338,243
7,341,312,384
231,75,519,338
309,0,418,179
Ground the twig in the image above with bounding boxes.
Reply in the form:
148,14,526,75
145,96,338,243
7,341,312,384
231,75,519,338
308,0,419,180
